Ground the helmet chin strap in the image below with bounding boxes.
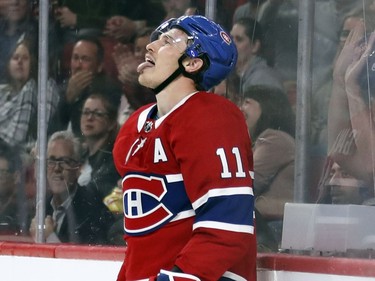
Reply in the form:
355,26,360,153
152,55,196,94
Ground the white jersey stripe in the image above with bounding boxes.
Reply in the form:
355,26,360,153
193,221,255,234
192,187,254,210
223,271,247,281
171,209,196,222
166,173,184,183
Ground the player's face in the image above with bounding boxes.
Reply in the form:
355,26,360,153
240,98,262,136
137,28,189,89
71,41,102,75
80,96,115,139
47,139,80,195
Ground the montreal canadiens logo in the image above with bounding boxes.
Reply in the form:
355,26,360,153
122,174,173,235
220,31,232,45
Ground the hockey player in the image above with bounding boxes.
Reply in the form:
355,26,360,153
113,15,257,281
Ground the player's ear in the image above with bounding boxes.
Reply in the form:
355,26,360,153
182,57,204,73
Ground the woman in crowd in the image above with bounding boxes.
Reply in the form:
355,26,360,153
0,39,59,148
78,92,121,202
240,85,295,243
0,0,38,83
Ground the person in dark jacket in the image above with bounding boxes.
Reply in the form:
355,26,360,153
0,140,29,235
29,130,114,244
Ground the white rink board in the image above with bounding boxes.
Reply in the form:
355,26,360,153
1,255,375,281
257,270,375,281
0,256,122,281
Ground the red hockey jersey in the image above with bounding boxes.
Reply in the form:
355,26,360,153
113,91,257,281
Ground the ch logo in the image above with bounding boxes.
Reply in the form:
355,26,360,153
123,174,173,235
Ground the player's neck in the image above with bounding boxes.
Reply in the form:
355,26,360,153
155,80,198,117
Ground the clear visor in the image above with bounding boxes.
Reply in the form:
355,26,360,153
150,30,194,54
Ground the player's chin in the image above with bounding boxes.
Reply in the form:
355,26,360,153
138,75,155,89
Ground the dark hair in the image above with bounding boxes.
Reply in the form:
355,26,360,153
233,17,263,45
81,91,120,145
74,35,105,63
244,85,295,140
84,92,120,123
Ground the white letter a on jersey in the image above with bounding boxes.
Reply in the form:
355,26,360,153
154,138,167,163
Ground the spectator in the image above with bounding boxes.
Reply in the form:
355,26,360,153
29,130,115,244
310,7,374,200
53,0,115,44
312,0,365,95
112,27,156,125
312,14,364,154
49,35,122,138
232,0,364,94
104,0,164,43
317,158,372,205
0,0,38,84
326,18,375,186
233,0,289,69
0,38,59,147
233,0,267,22
230,17,284,95
161,0,192,21
240,85,295,243
78,92,121,201
0,141,28,235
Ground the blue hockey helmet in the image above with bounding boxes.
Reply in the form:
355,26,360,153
151,15,237,91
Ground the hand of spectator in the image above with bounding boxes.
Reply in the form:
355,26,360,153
66,71,93,103
44,216,55,237
118,62,140,85
333,20,365,85
56,6,77,28
104,16,137,41
112,44,140,85
29,215,56,242
345,30,375,95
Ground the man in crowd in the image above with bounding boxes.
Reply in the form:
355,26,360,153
49,36,121,138
30,130,114,244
